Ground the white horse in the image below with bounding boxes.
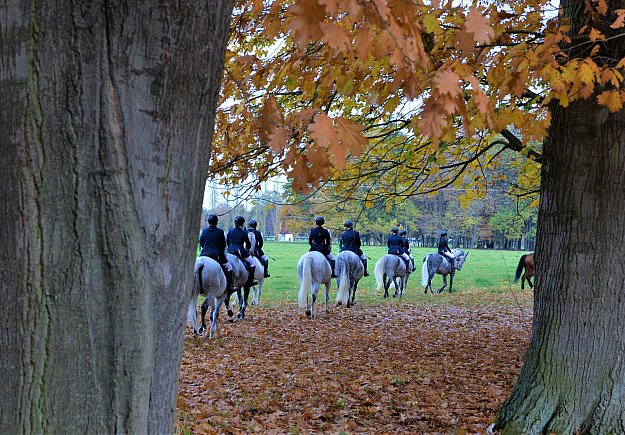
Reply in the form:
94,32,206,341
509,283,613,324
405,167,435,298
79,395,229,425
297,251,332,318
247,231,267,306
421,248,469,294
374,254,409,298
335,250,364,307
187,256,227,338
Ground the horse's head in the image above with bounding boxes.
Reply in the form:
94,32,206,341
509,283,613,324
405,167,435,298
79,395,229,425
454,250,468,270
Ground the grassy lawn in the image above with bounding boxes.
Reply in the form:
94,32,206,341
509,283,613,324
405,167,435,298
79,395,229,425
252,241,533,308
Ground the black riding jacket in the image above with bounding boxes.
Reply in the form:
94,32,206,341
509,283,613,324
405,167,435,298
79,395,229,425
400,236,411,254
247,228,265,257
438,236,451,255
387,233,404,255
199,225,228,264
309,226,332,255
227,226,252,258
339,229,363,256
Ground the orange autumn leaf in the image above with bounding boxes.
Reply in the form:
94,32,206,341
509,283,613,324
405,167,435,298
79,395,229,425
308,113,338,147
464,7,494,44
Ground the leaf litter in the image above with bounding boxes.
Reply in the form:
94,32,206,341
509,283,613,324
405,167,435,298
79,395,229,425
177,301,531,434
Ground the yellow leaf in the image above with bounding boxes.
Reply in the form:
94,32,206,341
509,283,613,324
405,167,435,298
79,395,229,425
589,28,604,41
597,90,623,112
577,62,595,84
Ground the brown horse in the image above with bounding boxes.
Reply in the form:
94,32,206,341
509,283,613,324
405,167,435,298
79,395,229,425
513,253,534,290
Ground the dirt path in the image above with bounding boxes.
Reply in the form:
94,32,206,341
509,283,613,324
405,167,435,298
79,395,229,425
177,302,531,434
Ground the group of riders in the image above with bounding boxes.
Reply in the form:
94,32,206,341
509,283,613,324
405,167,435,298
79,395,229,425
198,213,457,292
310,217,457,279
198,214,270,295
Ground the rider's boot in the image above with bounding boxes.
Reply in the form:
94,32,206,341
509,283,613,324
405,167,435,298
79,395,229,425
331,259,336,278
263,259,270,278
450,257,455,270
222,266,233,295
245,266,256,287
363,258,369,276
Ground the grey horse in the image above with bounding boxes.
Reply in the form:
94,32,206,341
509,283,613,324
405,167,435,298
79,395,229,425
219,252,262,320
187,256,227,338
247,231,267,306
335,250,365,307
297,251,332,319
421,248,469,294
374,254,409,298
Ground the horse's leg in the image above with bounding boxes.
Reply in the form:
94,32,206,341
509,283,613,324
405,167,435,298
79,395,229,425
348,279,356,307
392,277,399,297
437,274,447,294
237,285,251,319
324,282,330,313
383,274,389,298
225,288,236,318
199,299,210,335
210,298,223,338
448,271,454,293
310,284,318,319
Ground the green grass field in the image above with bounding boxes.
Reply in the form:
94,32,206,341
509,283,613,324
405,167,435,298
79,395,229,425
251,241,534,308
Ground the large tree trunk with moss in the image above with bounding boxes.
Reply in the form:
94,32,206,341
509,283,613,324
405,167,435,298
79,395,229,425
494,0,625,432
0,1,234,432
494,100,625,432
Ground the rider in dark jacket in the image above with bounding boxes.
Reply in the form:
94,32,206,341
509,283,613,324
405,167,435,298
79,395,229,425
309,216,336,277
437,232,455,269
247,219,270,277
339,219,369,276
199,214,233,293
399,229,414,271
387,227,411,268
226,216,256,287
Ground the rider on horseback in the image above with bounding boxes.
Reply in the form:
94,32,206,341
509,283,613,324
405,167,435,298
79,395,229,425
338,219,369,276
437,232,455,270
399,229,415,271
247,219,270,278
387,227,411,268
198,214,233,294
226,216,256,288
308,216,336,278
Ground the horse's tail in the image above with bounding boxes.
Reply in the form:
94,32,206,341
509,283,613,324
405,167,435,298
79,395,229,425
513,254,527,283
374,258,385,291
421,256,429,287
298,256,313,308
336,259,350,304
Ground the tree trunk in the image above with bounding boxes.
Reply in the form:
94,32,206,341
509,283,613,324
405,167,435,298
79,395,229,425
0,1,234,433
494,98,625,432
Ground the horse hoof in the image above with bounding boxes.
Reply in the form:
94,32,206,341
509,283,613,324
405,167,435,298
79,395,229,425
236,312,244,320
197,327,204,336
227,309,234,317
305,309,311,317
337,302,342,307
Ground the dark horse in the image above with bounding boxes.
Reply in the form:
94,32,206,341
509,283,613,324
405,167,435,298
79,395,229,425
513,253,535,290
421,248,469,294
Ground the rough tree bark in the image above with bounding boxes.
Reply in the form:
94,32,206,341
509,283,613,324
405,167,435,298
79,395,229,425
0,1,235,433
494,1,625,433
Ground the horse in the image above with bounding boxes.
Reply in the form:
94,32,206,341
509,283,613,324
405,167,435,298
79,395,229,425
187,256,227,338
374,254,408,298
297,251,332,318
247,230,267,306
335,250,364,307
513,252,534,290
217,252,262,320
421,248,469,294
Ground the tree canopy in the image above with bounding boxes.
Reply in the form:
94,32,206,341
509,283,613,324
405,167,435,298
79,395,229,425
212,0,623,209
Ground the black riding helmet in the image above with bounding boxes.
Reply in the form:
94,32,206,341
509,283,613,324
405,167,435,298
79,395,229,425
399,229,407,236
249,220,258,228
207,214,219,225
441,232,447,237
234,215,245,227
391,226,399,233
315,216,325,225
344,219,354,228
